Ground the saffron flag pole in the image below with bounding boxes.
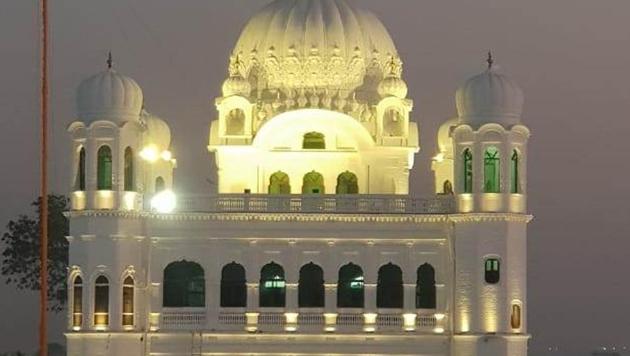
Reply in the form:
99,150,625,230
39,0,49,354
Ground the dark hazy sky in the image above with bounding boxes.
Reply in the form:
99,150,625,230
1,0,630,354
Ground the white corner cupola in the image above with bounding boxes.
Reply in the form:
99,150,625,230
455,53,524,128
76,53,144,123
141,109,172,152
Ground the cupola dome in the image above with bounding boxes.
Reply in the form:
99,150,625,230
456,57,524,127
221,56,252,97
231,0,399,93
378,59,408,98
76,60,143,123
141,110,171,151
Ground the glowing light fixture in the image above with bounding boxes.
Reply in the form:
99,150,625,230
403,313,416,331
433,153,445,163
151,190,176,213
434,327,445,334
161,150,172,161
140,145,159,162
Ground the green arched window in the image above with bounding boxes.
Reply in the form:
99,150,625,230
336,171,358,194
94,275,109,326
97,146,112,190
155,177,165,192
268,171,291,194
76,147,86,191
260,262,285,308
484,146,501,193
337,263,364,308
303,132,325,149
221,262,247,308
511,150,520,194
416,263,436,309
163,261,205,307
377,263,403,309
302,171,325,194
485,258,500,284
124,147,134,191
463,149,473,194
298,263,324,308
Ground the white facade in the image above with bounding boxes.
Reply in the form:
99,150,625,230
65,1,531,355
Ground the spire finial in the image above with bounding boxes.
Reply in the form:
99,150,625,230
107,51,113,69
487,50,494,70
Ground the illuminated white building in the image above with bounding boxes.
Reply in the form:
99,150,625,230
65,1,531,355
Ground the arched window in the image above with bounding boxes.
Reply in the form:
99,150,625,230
336,171,359,194
122,276,134,327
442,180,454,195
511,150,520,194
221,262,247,308
337,263,364,308
124,147,134,191
94,275,109,327
302,171,325,194
155,177,165,192
72,276,83,328
268,171,291,194
260,262,286,308
163,261,205,307
484,146,501,193
383,108,404,136
511,303,522,330
298,263,324,308
76,148,86,191
226,108,246,136
97,146,112,190
484,258,500,284
303,132,325,149
377,263,403,309
416,263,436,309
463,149,473,194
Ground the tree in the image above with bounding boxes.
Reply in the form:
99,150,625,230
1,195,69,312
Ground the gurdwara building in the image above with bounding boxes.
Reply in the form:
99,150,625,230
65,0,531,355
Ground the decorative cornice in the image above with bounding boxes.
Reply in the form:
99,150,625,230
67,210,532,224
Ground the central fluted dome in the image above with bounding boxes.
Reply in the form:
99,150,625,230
230,0,400,94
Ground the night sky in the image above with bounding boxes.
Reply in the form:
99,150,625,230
1,0,629,354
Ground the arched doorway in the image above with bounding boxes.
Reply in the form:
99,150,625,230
336,171,358,194
268,171,291,194
302,171,325,194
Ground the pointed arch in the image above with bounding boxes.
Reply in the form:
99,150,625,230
302,171,325,194
383,108,404,136
94,275,109,327
163,261,205,307
336,171,359,194
122,276,134,327
484,146,501,193
303,132,325,149
298,262,324,308
463,148,473,194
337,263,364,308
72,275,83,328
260,262,285,308
226,108,246,136
221,262,247,308
268,171,291,194
76,147,86,191
124,147,134,191
97,145,112,190
377,263,403,309
511,149,520,194
155,176,165,192
416,263,436,309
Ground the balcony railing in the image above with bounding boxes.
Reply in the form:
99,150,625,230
161,309,206,330
175,194,455,215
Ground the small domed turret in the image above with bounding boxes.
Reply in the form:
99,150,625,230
378,57,408,99
141,110,172,151
222,55,251,97
76,55,143,123
456,54,524,127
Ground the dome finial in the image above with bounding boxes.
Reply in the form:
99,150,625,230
107,51,113,69
487,50,494,70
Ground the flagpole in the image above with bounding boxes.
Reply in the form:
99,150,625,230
39,0,49,354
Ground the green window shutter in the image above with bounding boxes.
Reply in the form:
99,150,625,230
484,147,500,193
511,150,520,193
97,146,113,190
463,149,473,193
124,147,134,191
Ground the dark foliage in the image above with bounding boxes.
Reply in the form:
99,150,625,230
1,195,69,312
